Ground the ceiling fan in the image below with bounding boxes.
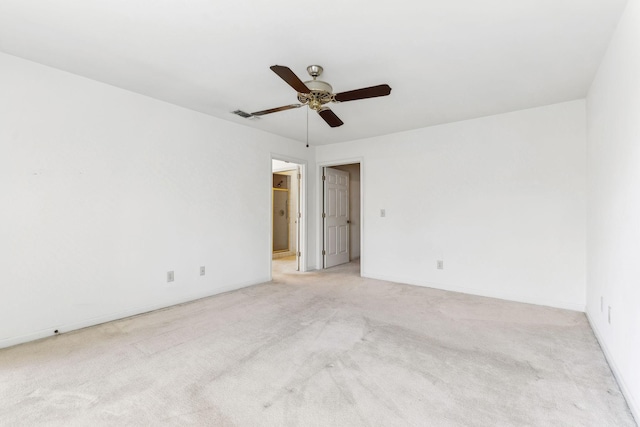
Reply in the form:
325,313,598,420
249,65,392,128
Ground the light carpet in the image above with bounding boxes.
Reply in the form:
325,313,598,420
0,259,635,426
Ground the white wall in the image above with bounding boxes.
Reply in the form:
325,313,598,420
272,159,297,173
0,52,315,348
317,100,587,311
586,0,640,420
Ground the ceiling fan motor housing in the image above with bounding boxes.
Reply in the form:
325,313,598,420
298,80,334,110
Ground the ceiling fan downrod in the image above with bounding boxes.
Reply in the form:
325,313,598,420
297,65,334,111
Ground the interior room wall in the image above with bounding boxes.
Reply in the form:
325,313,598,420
586,0,640,420
333,163,361,260
272,159,296,173
0,52,316,348
317,100,587,311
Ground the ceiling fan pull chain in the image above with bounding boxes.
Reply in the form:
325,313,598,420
306,107,309,148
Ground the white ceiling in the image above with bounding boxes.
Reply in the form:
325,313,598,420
0,0,628,145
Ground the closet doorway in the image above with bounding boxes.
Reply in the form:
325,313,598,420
272,158,304,273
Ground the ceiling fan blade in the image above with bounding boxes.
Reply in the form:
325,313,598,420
318,108,344,128
334,84,392,102
250,104,304,116
270,65,311,94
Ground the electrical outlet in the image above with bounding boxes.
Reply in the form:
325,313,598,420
167,271,174,282
380,209,386,217
437,260,444,270
608,306,611,324
200,266,205,276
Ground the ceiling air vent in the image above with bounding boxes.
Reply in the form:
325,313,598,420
232,110,255,119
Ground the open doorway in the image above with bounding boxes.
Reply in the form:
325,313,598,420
321,162,361,270
271,158,305,276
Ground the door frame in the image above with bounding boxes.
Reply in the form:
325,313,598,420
270,153,307,278
317,157,364,271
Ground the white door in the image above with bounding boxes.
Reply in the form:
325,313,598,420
323,167,349,268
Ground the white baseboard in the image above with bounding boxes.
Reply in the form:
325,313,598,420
586,311,639,424
360,271,585,312
0,278,268,350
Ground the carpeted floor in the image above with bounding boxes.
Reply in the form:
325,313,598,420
0,259,635,426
